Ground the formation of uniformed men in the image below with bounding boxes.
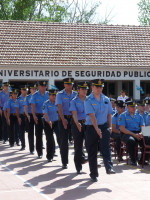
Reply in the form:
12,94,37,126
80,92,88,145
0,79,150,182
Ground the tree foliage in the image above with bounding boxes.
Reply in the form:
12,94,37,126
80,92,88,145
0,0,112,24
138,0,150,25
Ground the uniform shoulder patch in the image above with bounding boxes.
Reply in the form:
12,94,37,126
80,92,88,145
118,117,122,121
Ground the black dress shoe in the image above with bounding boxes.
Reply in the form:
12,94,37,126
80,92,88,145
130,161,137,166
106,168,116,174
20,147,25,151
42,146,45,149
30,151,34,155
16,143,20,146
77,170,82,174
10,144,14,147
3,140,6,144
37,155,43,159
91,177,98,182
48,159,53,162
62,164,68,169
81,158,88,164
53,154,58,157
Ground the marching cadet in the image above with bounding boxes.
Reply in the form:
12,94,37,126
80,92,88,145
136,100,147,124
0,82,9,144
55,78,77,169
7,89,19,147
43,89,60,162
145,99,150,126
16,85,28,151
111,100,125,160
31,81,49,159
118,100,145,166
84,79,115,182
69,81,88,174
117,89,128,102
24,84,37,154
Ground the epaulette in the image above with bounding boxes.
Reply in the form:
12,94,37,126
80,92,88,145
27,94,31,97
44,99,49,104
32,91,38,96
17,96,21,99
114,113,118,117
58,90,64,94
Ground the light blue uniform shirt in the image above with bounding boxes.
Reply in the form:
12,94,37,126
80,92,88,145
17,95,26,114
69,95,86,120
24,94,32,114
112,113,120,130
7,98,18,114
31,90,49,114
0,90,9,109
145,113,150,126
3,101,9,111
84,93,113,125
43,99,58,122
55,89,77,115
118,110,144,132
136,110,148,124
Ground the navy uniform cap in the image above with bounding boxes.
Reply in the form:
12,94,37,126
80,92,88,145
3,82,9,86
20,85,28,90
126,100,136,107
77,81,88,89
63,78,74,84
145,99,150,105
48,89,58,95
137,100,145,106
91,79,104,87
110,98,116,102
30,83,37,89
115,100,125,107
38,81,47,86
125,97,132,103
12,89,18,94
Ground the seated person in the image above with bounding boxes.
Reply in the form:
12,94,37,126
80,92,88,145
118,100,144,166
145,100,150,126
136,100,147,124
111,100,125,160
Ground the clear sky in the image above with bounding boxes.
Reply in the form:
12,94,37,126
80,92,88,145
99,0,140,25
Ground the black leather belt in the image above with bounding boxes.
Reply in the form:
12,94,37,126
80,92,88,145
78,119,85,124
64,115,72,119
36,113,43,117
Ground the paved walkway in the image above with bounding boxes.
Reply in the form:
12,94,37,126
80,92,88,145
0,135,150,200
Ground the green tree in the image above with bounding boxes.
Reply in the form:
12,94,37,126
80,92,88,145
138,0,150,25
0,0,67,22
0,0,112,24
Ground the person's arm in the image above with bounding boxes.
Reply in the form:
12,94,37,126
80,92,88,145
119,125,141,140
16,107,21,125
7,108,10,126
31,103,38,124
57,104,67,129
24,105,30,122
44,113,52,128
72,110,81,132
107,113,112,133
89,113,102,138
112,124,120,134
